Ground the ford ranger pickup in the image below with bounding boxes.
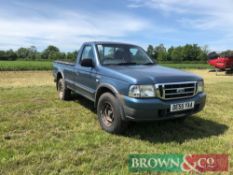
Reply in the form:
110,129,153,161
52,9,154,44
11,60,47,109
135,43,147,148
53,41,206,134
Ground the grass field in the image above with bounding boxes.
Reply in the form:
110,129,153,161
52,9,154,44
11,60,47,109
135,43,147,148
0,70,232,174
0,61,52,71
0,60,211,71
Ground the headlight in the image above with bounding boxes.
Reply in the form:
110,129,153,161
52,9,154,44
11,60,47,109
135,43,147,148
197,80,204,93
128,85,155,98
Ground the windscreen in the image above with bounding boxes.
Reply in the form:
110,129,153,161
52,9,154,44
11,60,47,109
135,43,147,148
97,44,154,65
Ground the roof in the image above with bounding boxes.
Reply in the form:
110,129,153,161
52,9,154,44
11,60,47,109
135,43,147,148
83,41,138,46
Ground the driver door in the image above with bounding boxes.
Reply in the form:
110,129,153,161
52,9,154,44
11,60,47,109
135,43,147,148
75,45,97,101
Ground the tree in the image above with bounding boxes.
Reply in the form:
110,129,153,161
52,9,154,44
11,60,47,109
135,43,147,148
220,50,233,58
167,46,174,61
29,46,37,52
191,44,202,61
59,52,66,60
16,46,37,60
0,49,17,60
0,51,5,60
154,44,167,61
35,52,42,60
66,50,79,61
41,45,60,60
7,50,17,60
28,46,37,60
167,44,208,62
147,45,154,59
182,44,194,61
48,52,60,60
16,48,29,59
171,46,183,62
197,45,208,61
74,50,78,58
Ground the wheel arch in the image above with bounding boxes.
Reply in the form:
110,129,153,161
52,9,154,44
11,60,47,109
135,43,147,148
95,84,118,108
95,84,125,120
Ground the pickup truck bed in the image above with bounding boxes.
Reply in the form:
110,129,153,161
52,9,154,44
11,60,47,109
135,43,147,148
54,60,75,65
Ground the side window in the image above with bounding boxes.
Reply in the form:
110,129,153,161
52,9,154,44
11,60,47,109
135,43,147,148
80,45,95,63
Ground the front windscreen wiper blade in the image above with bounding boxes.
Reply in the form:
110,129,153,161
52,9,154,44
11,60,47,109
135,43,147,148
117,62,137,65
143,62,155,65
103,63,117,66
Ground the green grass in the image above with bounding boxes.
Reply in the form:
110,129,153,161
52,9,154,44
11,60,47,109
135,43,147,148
161,63,211,69
0,61,52,71
0,70,233,174
0,60,211,71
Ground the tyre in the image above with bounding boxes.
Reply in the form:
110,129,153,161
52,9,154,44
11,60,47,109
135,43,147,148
57,78,71,100
97,92,126,134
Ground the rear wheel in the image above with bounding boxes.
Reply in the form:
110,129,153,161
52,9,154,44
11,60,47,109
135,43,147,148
57,78,71,100
97,93,126,134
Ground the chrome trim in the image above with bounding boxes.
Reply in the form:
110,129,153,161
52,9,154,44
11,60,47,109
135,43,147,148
165,91,193,95
165,87,194,90
157,81,197,85
155,81,197,100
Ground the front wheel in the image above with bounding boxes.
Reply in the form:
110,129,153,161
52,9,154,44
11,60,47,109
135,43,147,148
97,93,127,134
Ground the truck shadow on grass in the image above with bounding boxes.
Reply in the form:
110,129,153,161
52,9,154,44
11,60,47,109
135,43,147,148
71,94,228,144
123,118,228,144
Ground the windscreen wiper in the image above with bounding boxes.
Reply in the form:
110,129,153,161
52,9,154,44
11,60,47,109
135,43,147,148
103,63,117,66
117,62,137,65
143,62,155,65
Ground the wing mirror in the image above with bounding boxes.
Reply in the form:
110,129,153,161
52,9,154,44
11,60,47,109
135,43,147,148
81,58,94,67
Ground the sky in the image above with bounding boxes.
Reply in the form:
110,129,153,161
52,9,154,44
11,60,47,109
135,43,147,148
1,0,233,52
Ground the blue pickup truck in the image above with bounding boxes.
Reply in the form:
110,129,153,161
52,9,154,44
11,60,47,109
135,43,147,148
53,41,206,133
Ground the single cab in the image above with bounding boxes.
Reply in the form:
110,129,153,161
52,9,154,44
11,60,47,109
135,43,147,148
53,42,206,133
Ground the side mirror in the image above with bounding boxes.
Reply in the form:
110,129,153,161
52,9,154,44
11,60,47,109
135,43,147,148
81,58,94,67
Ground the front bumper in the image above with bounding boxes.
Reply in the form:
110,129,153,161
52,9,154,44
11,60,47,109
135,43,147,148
120,92,206,121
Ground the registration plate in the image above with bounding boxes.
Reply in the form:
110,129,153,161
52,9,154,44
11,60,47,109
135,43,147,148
170,101,195,112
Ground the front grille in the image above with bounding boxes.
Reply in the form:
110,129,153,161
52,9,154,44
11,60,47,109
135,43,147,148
155,81,197,100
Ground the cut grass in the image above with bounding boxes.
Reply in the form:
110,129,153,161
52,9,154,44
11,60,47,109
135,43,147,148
0,60,211,71
0,71,53,88
0,70,233,174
